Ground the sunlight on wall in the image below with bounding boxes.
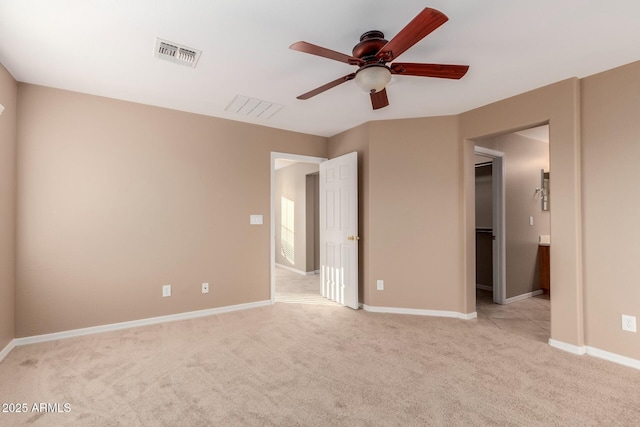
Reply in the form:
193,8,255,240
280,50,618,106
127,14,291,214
281,197,295,264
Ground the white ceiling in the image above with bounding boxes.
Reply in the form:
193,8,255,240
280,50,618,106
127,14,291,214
1,1,639,137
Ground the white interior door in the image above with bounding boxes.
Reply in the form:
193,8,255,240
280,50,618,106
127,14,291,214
319,152,359,309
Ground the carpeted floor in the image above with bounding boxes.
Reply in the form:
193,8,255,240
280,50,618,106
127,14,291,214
1,289,640,426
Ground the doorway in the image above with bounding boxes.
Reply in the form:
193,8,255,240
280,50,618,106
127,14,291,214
474,147,505,304
270,153,325,304
270,151,360,308
473,125,551,340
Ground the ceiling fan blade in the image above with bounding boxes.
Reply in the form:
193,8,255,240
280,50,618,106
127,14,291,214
391,63,469,79
296,73,356,100
376,8,448,62
290,41,364,66
370,88,389,110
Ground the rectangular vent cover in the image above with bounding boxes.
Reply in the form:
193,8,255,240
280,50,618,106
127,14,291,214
155,38,201,68
225,95,283,120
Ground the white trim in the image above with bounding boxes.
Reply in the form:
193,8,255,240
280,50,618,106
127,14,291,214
548,338,586,355
361,304,477,320
14,300,271,347
270,152,326,304
476,284,493,291
0,339,16,363
586,346,640,371
504,289,544,304
275,263,316,276
474,146,504,158
549,339,640,371
474,146,506,305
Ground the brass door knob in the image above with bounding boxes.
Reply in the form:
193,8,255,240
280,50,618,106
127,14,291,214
347,236,360,241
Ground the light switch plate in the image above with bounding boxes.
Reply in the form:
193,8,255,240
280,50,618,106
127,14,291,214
162,284,171,297
376,280,384,291
250,214,263,225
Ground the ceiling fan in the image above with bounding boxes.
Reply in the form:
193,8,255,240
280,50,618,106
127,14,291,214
290,7,469,110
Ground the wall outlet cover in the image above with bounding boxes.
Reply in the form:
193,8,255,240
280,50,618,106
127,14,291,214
162,284,171,297
202,283,209,294
376,280,384,291
622,314,637,332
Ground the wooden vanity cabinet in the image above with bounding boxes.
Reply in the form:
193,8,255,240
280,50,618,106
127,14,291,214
539,244,550,294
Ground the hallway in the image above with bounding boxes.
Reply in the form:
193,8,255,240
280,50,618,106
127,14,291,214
275,266,339,306
477,289,550,343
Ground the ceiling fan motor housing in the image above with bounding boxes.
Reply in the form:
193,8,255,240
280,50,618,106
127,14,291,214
352,31,388,62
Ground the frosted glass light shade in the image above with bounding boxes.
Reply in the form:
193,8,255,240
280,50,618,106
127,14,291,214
355,65,391,93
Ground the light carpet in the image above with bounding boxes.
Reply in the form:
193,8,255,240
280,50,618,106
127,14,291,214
1,303,639,426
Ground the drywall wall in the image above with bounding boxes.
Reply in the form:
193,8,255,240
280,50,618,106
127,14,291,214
329,116,461,312
274,162,319,273
15,83,327,337
305,173,319,272
460,78,583,347
367,116,461,311
327,123,369,304
476,131,550,299
0,64,17,350
581,61,640,359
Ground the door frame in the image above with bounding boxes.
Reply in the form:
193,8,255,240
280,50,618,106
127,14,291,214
474,146,506,305
270,152,327,303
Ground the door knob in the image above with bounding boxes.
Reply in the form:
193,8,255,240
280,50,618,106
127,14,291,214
347,235,360,241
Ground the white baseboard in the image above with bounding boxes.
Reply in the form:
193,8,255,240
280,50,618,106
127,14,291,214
0,339,16,363
14,300,272,347
275,263,316,276
505,289,543,304
549,339,640,371
476,284,493,291
549,338,586,355
585,346,640,371
360,304,477,320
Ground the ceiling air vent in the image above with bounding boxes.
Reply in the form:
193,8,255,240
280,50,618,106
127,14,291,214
225,95,283,120
154,38,201,68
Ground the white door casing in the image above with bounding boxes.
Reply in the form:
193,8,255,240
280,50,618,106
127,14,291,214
474,146,506,305
319,152,359,309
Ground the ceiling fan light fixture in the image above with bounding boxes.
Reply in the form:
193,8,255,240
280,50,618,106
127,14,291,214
355,64,391,94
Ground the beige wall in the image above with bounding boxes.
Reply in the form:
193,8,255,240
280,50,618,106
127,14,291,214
329,117,461,310
0,64,17,350
274,162,319,273
367,116,461,310
461,78,583,347
477,132,550,298
305,173,320,271
15,84,326,337
581,61,640,358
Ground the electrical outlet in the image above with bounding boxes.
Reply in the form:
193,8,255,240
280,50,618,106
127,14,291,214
376,280,384,291
202,282,209,294
622,314,636,332
162,284,171,297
